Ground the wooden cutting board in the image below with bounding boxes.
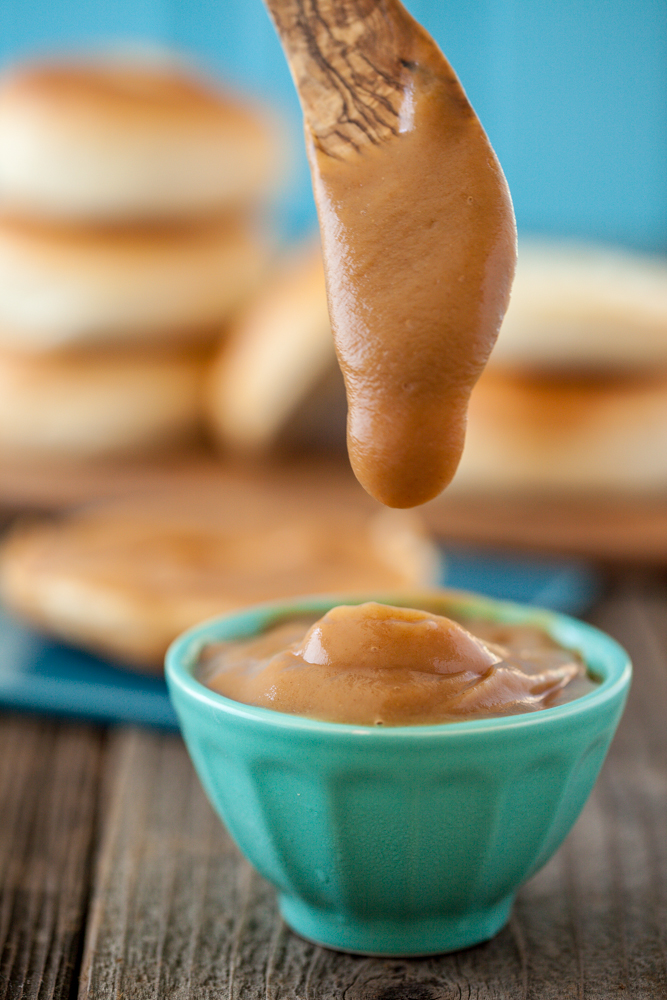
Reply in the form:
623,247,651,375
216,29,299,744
1,451,666,564
423,492,667,565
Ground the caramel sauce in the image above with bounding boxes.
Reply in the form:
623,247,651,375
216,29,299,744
263,0,516,507
198,602,597,727
312,56,515,506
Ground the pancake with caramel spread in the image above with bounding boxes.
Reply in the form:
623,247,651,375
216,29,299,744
198,602,597,726
265,0,516,507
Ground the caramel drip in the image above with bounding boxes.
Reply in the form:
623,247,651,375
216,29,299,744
263,0,516,507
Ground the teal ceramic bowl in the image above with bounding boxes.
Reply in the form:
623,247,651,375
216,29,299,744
166,590,631,956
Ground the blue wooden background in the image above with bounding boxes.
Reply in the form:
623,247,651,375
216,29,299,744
1,0,665,249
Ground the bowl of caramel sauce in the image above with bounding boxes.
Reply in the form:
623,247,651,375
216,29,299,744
166,590,630,956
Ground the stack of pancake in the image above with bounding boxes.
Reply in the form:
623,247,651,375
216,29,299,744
0,66,446,674
206,240,667,496
0,55,275,460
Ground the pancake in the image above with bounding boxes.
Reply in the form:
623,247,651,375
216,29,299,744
206,242,346,453
494,241,667,371
0,346,207,458
0,58,279,222
451,367,667,494
0,484,440,668
0,216,267,352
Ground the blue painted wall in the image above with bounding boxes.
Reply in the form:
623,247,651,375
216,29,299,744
1,1,665,249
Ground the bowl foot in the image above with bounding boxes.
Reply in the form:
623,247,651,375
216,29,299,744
279,893,515,957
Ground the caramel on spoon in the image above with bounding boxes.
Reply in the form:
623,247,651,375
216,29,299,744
263,0,517,507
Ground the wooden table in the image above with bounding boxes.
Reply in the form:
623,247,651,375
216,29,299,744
1,573,666,1000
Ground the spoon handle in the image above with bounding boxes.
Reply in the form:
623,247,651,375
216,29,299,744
262,0,420,157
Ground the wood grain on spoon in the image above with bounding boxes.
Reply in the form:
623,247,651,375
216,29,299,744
263,0,517,507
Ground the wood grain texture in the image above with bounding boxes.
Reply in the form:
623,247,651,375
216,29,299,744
262,0,410,157
505,580,667,999
78,728,279,1000
0,715,104,1000
75,582,667,998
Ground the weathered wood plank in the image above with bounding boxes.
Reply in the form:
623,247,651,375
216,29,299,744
78,582,667,999
0,714,104,1000
78,729,274,1000
503,579,667,999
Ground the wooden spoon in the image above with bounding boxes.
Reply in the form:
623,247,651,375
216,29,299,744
263,0,517,508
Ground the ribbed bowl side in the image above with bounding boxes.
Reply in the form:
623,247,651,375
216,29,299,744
173,685,626,922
